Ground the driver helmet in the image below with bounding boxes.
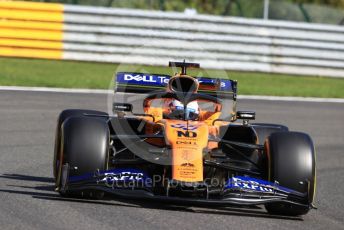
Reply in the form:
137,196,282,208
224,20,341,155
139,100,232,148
165,99,199,120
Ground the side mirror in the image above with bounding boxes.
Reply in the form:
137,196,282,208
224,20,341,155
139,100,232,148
113,103,133,113
236,111,255,125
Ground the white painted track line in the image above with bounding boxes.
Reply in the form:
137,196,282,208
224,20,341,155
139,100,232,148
237,95,344,103
0,85,343,103
0,86,111,94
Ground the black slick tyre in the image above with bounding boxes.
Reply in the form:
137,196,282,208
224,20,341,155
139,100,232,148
53,109,108,179
57,116,109,198
264,131,316,216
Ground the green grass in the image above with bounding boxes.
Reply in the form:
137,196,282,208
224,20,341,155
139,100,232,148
1,57,344,98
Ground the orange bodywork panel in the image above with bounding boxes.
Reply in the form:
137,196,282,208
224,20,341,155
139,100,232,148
199,111,221,126
143,107,163,122
144,121,165,147
163,120,208,182
141,81,231,182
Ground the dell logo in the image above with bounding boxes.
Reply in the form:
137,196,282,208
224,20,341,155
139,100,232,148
124,74,157,83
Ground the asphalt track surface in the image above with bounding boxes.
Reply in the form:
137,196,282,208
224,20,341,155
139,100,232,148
0,90,343,230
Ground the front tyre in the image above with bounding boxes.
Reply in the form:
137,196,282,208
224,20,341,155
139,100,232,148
264,132,316,216
53,109,108,179
57,116,109,198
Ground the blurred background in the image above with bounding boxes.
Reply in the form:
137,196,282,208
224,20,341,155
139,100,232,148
20,0,344,25
0,0,343,97
1,2,343,229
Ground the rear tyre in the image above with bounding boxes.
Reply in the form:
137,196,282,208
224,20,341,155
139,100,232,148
53,109,108,179
264,132,316,216
57,116,109,198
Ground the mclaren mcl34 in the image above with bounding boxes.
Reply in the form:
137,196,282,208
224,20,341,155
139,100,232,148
54,61,316,216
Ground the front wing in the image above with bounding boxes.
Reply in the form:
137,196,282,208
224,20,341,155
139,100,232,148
59,165,311,208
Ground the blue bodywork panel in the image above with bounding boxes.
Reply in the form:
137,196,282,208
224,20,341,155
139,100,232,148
225,176,304,196
69,168,152,187
115,72,235,99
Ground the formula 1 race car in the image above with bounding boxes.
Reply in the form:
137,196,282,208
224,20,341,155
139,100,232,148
53,61,316,216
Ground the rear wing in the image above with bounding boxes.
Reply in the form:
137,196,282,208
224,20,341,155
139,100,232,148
114,72,237,100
